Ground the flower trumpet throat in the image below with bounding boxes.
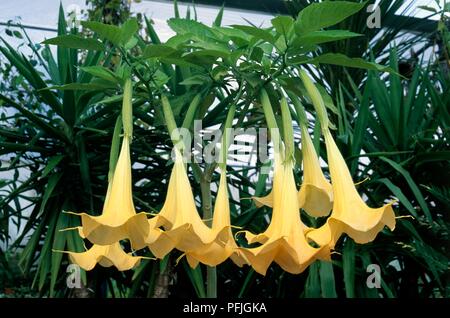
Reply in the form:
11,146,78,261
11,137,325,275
67,134,149,249
298,123,333,218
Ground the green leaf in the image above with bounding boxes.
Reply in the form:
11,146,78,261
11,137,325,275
120,18,139,44
145,17,162,44
213,5,224,27
0,40,63,117
232,25,275,44
319,261,337,298
81,66,119,83
168,18,216,40
161,57,202,68
343,239,355,298
295,1,366,34
377,178,418,218
42,35,105,51
153,70,170,87
0,93,68,142
417,5,437,13
305,262,321,297
41,155,65,179
46,82,116,91
34,210,59,291
38,173,62,217
238,269,256,298
182,261,206,298
178,75,210,86
350,76,370,169
173,0,180,18
294,30,361,46
380,157,432,222
271,16,294,38
305,53,392,72
143,44,178,58
81,21,122,45
50,212,69,296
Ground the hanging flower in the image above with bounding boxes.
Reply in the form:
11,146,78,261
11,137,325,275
67,134,149,250
298,122,333,217
153,147,215,253
184,170,248,268
252,127,332,218
58,242,143,271
306,129,396,248
241,152,329,276
299,69,396,248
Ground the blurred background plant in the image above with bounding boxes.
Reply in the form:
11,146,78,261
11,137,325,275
0,0,448,298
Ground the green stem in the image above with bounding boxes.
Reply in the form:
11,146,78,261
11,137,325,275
299,69,329,131
200,174,217,298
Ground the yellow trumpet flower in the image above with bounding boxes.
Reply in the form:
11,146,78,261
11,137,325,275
57,242,143,271
241,153,329,276
154,148,215,252
252,126,332,218
306,129,396,248
143,216,175,259
298,123,333,217
67,135,149,250
184,171,248,268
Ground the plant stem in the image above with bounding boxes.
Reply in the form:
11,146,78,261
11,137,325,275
200,173,217,298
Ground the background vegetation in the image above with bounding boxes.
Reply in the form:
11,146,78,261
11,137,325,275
0,0,448,298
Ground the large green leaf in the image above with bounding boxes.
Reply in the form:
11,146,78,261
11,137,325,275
304,53,392,72
271,16,294,38
231,25,276,44
295,1,367,34
120,18,139,45
342,239,355,298
143,44,178,58
82,21,122,45
81,19,138,46
80,66,119,83
168,18,216,40
42,35,105,51
319,261,337,298
293,30,362,46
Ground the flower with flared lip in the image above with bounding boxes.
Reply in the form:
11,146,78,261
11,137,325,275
66,135,149,250
154,148,216,252
252,126,332,218
57,242,143,271
306,129,396,248
142,216,175,259
241,153,329,276
184,171,248,268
